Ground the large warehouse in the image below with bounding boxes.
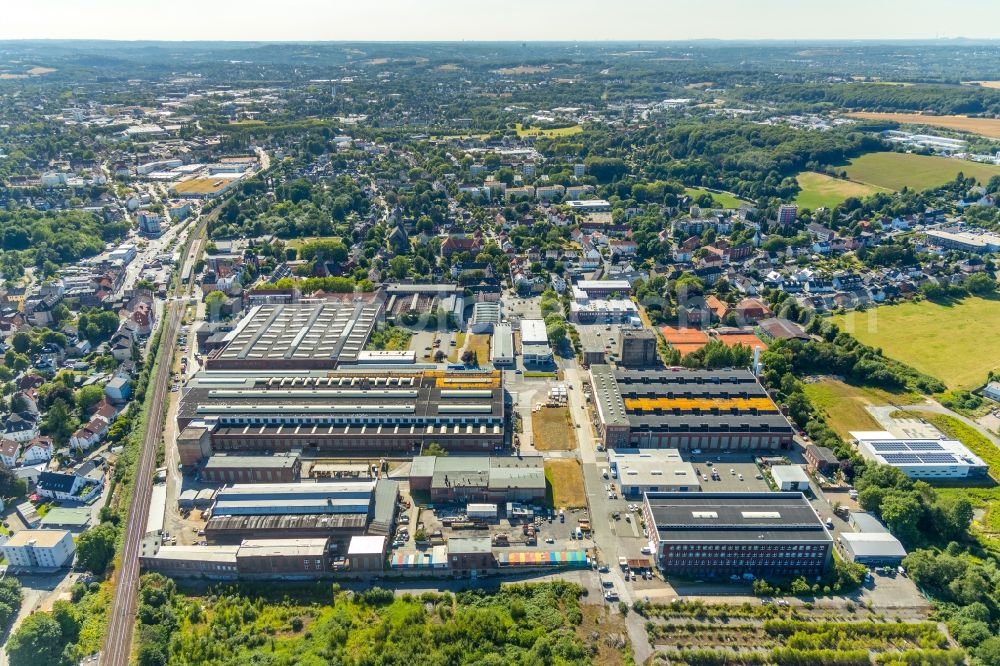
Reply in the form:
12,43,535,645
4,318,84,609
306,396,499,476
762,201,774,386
409,455,546,503
590,366,794,451
204,479,398,546
643,492,832,579
177,369,505,461
851,431,988,480
608,449,700,497
205,301,383,370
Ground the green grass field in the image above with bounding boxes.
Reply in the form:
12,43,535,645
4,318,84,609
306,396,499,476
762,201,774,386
833,296,1000,390
684,187,749,209
802,378,919,439
843,152,1000,192
794,171,888,208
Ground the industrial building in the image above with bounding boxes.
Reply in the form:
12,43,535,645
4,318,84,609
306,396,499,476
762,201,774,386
2,529,76,570
851,431,988,479
470,302,502,334
177,369,505,462
203,479,398,547
770,465,811,491
841,512,907,565
619,328,659,368
642,492,832,578
409,455,546,503
924,228,1000,254
575,280,632,298
491,323,514,367
200,452,302,484
519,319,553,364
608,449,700,497
590,366,794,451
205,301,383,370
570,297,639,324
141,537,336,579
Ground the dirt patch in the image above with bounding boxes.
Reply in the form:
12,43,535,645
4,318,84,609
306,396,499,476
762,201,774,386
532,407,575,451
545,459,587,509
577,603,629,666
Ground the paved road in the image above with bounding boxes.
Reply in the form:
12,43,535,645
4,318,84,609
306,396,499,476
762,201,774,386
562,361,654,663
898,399,1000,445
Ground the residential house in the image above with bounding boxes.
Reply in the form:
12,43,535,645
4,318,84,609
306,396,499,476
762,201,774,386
735,298,772,323
23,437,53,464
0,439,21,468
705,295,730,321
3,414,39,443
104,373,132,404
36,470,102,502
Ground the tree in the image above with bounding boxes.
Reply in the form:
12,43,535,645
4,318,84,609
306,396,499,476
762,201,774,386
0,465,27,499
389,256,410,279
42,398,75,447
75,522,118,574
299,239,348,265
974,637,1000,666
204,290,228,320
422,442,449,457
6,612,64,666
75,385,104,415
880,492,924,544
50,601,79,646
11,332,32,354
0,577,22,631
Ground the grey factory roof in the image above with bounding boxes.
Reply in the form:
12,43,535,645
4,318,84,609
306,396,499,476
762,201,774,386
447,536,492,554
206,513,369,534
841,532,907,560
203,453,300,471
590,365,629,428
208,302,381,367
645,492,831,544
236,538,329,558
212,481,376,515
412,455,545,491
150,545,239,563
179,370,504,427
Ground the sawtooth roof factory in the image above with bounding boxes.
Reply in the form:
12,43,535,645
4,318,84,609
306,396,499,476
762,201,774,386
177,369,505,463
205,301,383,370
589,366,794,451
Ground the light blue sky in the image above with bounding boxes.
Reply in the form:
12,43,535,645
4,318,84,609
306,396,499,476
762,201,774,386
3,0,1000,41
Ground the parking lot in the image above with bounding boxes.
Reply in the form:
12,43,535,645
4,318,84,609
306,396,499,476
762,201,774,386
691,461,772,492
575,322,624,363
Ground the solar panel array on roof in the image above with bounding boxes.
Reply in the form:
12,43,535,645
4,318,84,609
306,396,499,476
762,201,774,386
881,454,922,464
871,442,909,452
871,440,945,453
917,454,957,464
909,442,946,451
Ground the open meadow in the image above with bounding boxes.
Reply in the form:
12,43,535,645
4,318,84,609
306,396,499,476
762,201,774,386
795,171,888,208
802,378,918,439
842,152,1000,192
833,296,1000,390
846,111,1000,139
684,187,749,208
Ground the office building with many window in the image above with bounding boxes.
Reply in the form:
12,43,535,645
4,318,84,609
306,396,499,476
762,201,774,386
642,492,832,579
